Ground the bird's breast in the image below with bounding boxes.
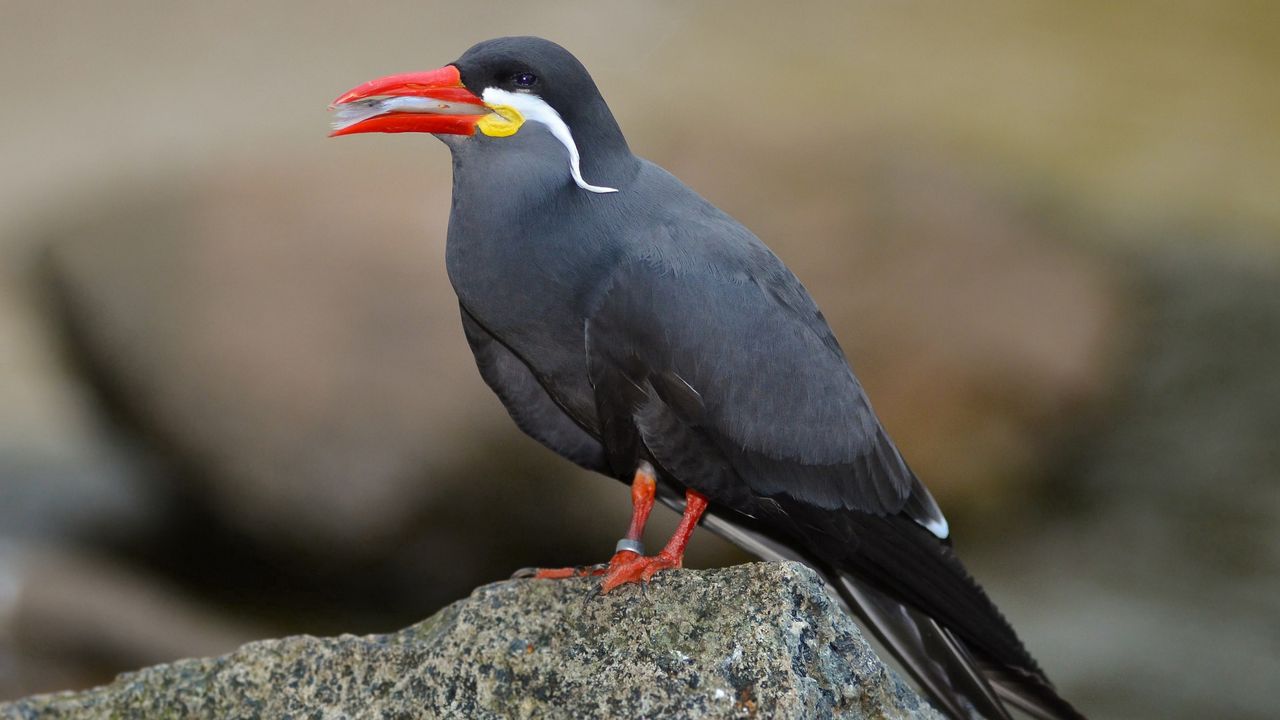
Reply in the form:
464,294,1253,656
445,210,619,427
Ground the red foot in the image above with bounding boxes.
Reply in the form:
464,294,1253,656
533,566,591,580
526,482,707,595
531,550,639,580
600,551,681,593
600,489,706,593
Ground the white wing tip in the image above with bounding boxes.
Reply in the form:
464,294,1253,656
923,516,950,540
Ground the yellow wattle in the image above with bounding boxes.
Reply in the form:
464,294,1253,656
476,103,524,137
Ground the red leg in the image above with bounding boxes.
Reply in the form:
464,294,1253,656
621,465,658,548
531,462,658,579
601,488,708,593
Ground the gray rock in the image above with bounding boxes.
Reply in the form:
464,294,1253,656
39,165,500,558
0,562,939,719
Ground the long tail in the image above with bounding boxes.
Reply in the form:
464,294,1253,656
827,568,1084,720
689,501,1084,719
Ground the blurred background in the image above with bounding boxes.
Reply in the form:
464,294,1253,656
1,2,1276,718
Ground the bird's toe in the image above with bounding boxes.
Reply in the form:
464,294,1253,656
600,552,680,593
518,559,618,580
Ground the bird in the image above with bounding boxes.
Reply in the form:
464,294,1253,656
330,36,1084,720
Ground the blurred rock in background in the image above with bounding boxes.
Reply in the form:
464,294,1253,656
1,3,1276,719
971,247,1280,720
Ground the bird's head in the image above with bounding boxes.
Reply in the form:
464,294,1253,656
330,36,627,193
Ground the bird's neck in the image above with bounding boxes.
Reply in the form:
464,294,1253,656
567,97,636,184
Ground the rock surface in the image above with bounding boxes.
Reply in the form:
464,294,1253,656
0,562,939,720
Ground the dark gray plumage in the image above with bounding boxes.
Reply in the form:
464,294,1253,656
406,36,1080,720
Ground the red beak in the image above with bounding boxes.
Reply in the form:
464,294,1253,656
328,65,487,137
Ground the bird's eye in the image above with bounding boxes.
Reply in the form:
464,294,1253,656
512,72,537,87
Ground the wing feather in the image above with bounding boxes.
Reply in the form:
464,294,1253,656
585,252,926,522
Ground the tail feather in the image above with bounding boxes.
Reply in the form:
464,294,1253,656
830,568,1085,719
691,502,1085,719
985,664,1085,720
830,570,1010,719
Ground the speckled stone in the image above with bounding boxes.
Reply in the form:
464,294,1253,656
1,562,940,719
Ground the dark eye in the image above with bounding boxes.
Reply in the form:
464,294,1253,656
512,72,537,87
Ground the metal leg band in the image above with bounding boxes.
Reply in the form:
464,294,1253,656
614,538,645,555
